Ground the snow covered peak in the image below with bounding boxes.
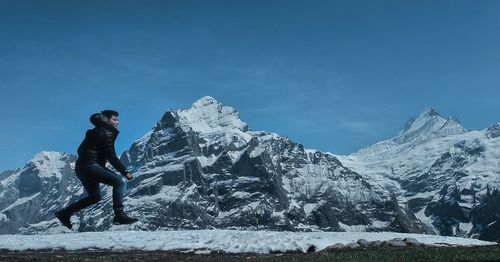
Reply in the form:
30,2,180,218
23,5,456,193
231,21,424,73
191,96,218,109
354,108,466,157
486,123,500,138
177,97,249,133
394,108,466,144
397,108,446,137
30,151,67,164
28,151,69,179
420,107,440,117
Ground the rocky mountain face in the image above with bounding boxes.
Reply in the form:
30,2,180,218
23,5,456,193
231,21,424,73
1,98,498,241
0,152,80,234
338,108,500,241
0,170,15,180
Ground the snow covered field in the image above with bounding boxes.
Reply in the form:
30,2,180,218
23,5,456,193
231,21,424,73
0,230,495,254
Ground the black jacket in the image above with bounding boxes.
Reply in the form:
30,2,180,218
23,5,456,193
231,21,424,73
76,113,129,176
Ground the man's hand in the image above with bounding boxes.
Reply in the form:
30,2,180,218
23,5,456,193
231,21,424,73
125,173,134,180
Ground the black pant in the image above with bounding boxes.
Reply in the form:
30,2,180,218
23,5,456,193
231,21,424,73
62,162,126,215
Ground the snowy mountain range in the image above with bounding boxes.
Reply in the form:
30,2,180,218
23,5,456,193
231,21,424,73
1,97,499,241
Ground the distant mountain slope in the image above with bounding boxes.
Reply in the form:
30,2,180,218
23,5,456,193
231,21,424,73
338,108,500,241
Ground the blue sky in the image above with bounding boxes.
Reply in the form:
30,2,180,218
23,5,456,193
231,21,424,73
1,0,499,172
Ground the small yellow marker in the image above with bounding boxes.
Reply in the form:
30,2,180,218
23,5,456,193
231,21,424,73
255,207,259,230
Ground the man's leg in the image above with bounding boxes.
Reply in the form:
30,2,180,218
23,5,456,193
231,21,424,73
89,165,126,215
56,166,101,229
61,171,101,215
90,165,137,224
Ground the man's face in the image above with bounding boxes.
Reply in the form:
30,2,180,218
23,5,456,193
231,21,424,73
109,115,119,129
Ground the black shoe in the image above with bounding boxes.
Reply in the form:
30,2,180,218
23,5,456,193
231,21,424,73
113,213,138,225
55,210,72,229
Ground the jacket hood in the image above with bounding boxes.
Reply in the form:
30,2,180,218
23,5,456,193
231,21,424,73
90,113,108,126
90,113,118,132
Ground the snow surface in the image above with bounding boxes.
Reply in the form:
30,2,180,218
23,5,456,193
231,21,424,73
0,230,494,253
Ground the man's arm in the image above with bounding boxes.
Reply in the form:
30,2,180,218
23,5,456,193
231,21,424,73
99,130,129,177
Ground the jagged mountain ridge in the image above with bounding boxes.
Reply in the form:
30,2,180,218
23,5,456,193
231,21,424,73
0,152,80,234
0,97,424,234
337,108,500,241
0,97,498,241
111,96,419,232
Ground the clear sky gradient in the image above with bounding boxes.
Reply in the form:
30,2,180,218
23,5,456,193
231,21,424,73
1,0,499,172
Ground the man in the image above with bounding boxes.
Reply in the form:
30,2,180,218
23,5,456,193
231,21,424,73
55,110,138,229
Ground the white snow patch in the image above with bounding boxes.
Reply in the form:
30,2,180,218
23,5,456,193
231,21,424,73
250,146,265,158
339,222,367,232
407,191,436,200
196,154,219,167
1,171,20,187
217,208,241,219
232,191,251,198
459,222,474,233
371,220,390,229
227,150,245,163
303,203,317,216
126,186,180,207
1,193,41,212
181,184,198,202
